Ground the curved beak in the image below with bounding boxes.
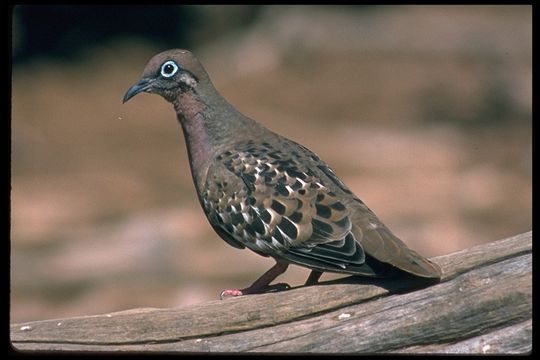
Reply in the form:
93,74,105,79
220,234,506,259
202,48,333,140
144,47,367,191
123,78,155,103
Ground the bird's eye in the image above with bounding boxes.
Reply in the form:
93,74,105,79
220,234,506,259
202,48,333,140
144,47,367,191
160,60,179,78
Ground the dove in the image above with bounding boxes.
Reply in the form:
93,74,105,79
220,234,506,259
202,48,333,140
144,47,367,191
123,49,441,298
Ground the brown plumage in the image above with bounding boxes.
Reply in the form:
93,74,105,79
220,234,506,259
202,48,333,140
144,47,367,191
123,49,441,297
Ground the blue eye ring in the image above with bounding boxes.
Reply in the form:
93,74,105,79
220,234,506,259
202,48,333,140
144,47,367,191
161,60,179,78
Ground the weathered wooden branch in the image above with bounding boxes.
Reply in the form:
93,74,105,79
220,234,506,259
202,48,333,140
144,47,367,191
11,231,531,354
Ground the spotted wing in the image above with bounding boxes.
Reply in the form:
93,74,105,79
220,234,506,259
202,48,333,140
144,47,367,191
201,140,381,276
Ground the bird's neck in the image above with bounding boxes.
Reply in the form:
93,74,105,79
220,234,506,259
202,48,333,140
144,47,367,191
173,87,261,188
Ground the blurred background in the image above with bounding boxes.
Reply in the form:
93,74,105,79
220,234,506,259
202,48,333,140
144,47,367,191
11,5,531,323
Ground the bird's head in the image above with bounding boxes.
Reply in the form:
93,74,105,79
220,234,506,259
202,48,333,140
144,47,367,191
123,49,207,104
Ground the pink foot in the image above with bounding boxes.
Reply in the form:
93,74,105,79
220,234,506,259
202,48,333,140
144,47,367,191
220,283,291,300
220,289,244,299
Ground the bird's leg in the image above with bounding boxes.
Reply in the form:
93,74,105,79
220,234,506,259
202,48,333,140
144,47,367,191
304,270,323,286
220,262,290,299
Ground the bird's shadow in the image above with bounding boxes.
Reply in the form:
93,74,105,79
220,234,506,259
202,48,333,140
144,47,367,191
288,273,441,295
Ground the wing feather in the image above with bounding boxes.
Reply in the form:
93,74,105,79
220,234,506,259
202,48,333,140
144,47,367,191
201,138,440,279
